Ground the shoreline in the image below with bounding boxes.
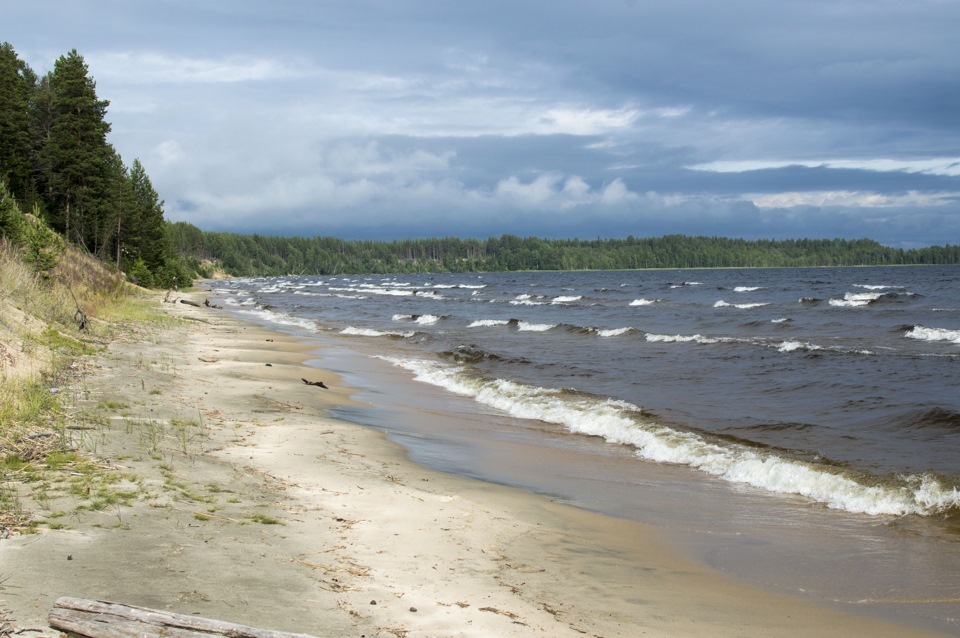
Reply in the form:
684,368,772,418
0,293,947,637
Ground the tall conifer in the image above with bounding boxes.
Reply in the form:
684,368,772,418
39,49,110,247
0,43,37,205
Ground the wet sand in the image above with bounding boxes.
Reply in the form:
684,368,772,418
0,293,947,637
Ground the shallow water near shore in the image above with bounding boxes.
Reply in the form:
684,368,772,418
205,266,960,634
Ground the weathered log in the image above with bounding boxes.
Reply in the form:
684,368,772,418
301,378,328,389
179,299,202,308
48,597,319,638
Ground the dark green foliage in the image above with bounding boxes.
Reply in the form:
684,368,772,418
0,42,190,288
39,50,111,246
0,43,38,209
127,258,154,288
125,159,166,269
0,180,25,242
1,181,64,276
168,227,960,277
23,203,65,275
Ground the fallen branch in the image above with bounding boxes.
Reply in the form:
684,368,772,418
301,378,328,389
48,597,319,638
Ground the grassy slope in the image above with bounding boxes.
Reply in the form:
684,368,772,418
0,239,136,532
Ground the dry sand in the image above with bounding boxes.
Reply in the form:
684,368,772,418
0,293,946,637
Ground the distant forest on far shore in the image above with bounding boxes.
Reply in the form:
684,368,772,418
166,222,960,277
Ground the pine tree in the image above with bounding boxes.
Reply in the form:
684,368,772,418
128,158,167,271
0,42,37,206
39,49,111,247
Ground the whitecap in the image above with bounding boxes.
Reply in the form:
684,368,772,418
715,300,770,309
645,333,720,344
517,321,555,332
340,327,415,338
777,341,823,353
376,357,960,518
596,327,632,337
468,319,510,328
829,291,882,307
905,326,960,344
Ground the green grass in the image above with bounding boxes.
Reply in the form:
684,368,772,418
246,513,282,525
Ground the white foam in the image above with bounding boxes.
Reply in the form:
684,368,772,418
715,300,770,309
734,286,763,292
517,321,555,332
552,295,582,304
235,308,317,332
510,294,545,306
854,284,902,290
330,286,414,297
830,291,882,307
777,340,823,353
392,313,441,325
468,319,510,328
905,326,960,344
645,333,720,344
378,357,960,517
630,298,661,306
341,326,415,338
595,327,632,337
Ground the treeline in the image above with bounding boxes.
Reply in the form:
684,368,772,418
167,223,960,276
0,43,190,288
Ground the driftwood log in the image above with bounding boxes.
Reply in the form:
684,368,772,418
301,378,328,389
48,597,319,638
179,299,202,308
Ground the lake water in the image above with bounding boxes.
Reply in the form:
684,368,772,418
205,266,960,633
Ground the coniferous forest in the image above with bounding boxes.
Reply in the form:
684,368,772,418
166,225,960,276
0,43,192,287
2,42,958,284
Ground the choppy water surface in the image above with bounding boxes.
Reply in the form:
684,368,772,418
207,266,960,631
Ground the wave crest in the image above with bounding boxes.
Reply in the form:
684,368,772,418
378,356,960,518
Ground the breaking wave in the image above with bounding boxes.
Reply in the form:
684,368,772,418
377,356,960,518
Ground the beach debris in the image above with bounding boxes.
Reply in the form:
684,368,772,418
48,597,320,638
179,299,202,308
479,606,523,622
301,378,328,389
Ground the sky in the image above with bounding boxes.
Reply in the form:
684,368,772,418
6,0,960,246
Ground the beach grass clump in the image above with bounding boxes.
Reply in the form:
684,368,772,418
246,512,282,525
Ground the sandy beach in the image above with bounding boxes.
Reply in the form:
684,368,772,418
0,293,947,637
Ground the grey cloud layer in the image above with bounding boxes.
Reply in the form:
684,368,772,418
8,0,960,245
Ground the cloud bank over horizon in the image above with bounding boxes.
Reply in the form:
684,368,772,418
8,0,960,247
